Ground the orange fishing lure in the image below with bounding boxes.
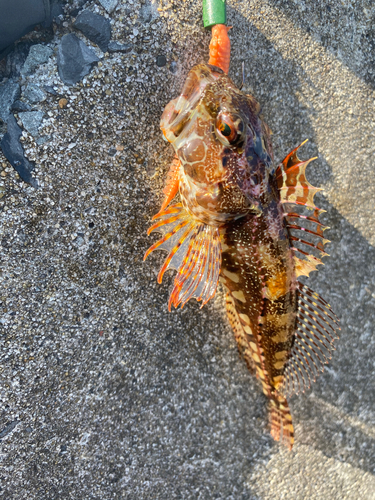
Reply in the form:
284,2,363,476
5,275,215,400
145,25,339,450
208,24,231,74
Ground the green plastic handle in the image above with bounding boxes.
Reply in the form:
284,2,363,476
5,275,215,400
203,0,226,29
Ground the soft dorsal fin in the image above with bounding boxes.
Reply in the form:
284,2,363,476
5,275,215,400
281,283,340,397
276,141,330,278
144,204,221,310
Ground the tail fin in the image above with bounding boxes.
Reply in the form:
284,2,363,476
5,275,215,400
269,395,294,450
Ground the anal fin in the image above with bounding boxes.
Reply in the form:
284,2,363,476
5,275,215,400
281,283,340,397
225,293,256,375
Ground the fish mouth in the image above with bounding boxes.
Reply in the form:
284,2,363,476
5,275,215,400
160,64,223,144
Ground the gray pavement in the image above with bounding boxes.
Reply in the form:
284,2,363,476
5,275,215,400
0,0,374,498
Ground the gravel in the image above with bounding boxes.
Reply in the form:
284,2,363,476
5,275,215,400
0,0,374,498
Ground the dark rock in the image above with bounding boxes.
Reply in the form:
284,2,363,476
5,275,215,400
98,0,118,14
20,44,53,76
0,0,48,56
11,100,31,112
156,55,167,67
70,8,81,18
67,0,86,15
74,10,111,52
0,58,6,81
5,41,32,78
50,0,65,21
107,41,132,53
0,115,37,187
0,80,21,124
43,85,59,95
18,111,44,137
108,147,116,156
23,84,46,104
54,15,63,26
57,33,99,86
0,120,5,137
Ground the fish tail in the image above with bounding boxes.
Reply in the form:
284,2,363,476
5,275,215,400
269,394,294,450
208,24,231,74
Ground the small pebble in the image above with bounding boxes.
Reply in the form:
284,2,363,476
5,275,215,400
156,55,167,67
169,61,177,73
59,98,68,109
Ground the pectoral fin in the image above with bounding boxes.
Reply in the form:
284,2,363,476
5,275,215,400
144,204,221,310
154,155,181,218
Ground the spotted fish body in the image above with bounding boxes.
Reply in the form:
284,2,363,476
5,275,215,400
145,64,339,449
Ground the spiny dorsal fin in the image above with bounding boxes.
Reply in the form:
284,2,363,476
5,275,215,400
276,140,321,208
144,204,221,310
281,283,340,397
276,141,329,278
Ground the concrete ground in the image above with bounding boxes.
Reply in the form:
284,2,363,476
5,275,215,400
0,0,374,498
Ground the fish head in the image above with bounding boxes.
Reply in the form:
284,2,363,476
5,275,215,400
160,64,273,225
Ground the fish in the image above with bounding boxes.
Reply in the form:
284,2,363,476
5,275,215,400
144,31,339,450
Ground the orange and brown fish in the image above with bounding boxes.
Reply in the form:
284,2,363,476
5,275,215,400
144,26,339,450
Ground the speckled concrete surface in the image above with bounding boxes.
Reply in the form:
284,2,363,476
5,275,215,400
0,1,374,498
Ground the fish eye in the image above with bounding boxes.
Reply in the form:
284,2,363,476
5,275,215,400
218,121,232,136
215,112,242,146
